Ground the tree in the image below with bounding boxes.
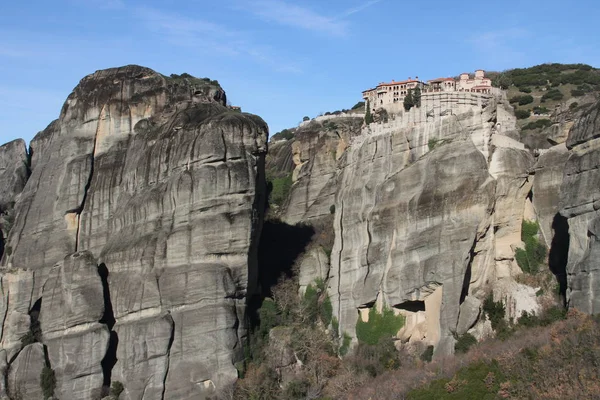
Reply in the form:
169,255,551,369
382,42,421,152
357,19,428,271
492,73,512,89
303,116,310,121
365,100,374,124
413,86,421,108
403,89,415,111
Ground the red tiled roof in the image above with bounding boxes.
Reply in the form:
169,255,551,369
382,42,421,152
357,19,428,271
378,79,420,87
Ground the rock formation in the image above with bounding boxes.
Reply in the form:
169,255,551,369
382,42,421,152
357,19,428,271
273,95,538,355
559,101,600,314
0,65,267,400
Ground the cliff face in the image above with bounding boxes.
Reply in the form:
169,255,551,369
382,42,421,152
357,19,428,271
269,95,537,355
559,101,600,313
0,65,267,400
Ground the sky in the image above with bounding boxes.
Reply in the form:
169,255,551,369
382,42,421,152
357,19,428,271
1,0,599,145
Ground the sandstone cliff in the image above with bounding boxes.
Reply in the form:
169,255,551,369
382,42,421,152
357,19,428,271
0,65,267,400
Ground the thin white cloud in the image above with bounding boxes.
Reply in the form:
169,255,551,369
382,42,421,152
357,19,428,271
241,0,348,36
337,0,384,19
133,7,303,73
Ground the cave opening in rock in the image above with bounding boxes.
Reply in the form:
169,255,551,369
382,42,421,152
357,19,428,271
395,300,426,313
256,220,314,297
248,219,315,328
549,213,569,304
97,263,115,329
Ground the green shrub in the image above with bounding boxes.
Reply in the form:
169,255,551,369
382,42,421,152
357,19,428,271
352,101,365,110
428,138,439,151
519,86,532,93
515,220,547,274
515,109,531,119
303,116,310,121
332,317,339,334
303,278,333,326
570,102,579,110
517,311,540,328
110,381,125,399
356,307,405,345
539,306,567,326
320,295,333,326
454,333,477,354
271,129,294,141
407,360,505,399
483,294,505,331
541,89,564,102
339,332,352,356
329,204,336,214
532,106,549,115
420,345,434,362
268,173,293,207
40,366,56,399
571,89,585,97
522,119,552,130
20,331,37,347
510,95,534,105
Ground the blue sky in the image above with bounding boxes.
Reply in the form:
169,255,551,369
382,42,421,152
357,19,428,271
1,0,599,144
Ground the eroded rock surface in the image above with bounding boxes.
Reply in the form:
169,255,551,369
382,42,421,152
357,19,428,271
560,101,600,313
0,65,267,399
275,96,539,355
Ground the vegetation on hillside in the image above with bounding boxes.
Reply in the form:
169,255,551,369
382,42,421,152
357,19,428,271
489,63,600,89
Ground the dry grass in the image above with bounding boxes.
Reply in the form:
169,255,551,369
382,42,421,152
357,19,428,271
346,310,598,399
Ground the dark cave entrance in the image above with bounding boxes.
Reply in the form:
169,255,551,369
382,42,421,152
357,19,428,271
248,219,315,329
395,300,426,313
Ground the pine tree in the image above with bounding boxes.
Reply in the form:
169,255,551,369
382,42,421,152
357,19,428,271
404,89,414,111
365,100,374,124
413,86,421,108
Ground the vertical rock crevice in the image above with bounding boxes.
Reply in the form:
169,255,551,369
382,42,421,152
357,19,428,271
160,315,175,400
549,213,569,304
98,263,118,391
73,134,97,253
460,239,477,305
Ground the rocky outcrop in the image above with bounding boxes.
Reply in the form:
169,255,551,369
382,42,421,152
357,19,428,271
0,139,28,211
281,117,363,224
532,144,570,246
0,139,29,261
319,95,537,355
7,343,45,400
0,65,268,399
559,101,600,313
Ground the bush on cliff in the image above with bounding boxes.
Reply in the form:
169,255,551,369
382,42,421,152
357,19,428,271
40,366,56,399
515,220,547,274
268,173,293,207
356,307,405,345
